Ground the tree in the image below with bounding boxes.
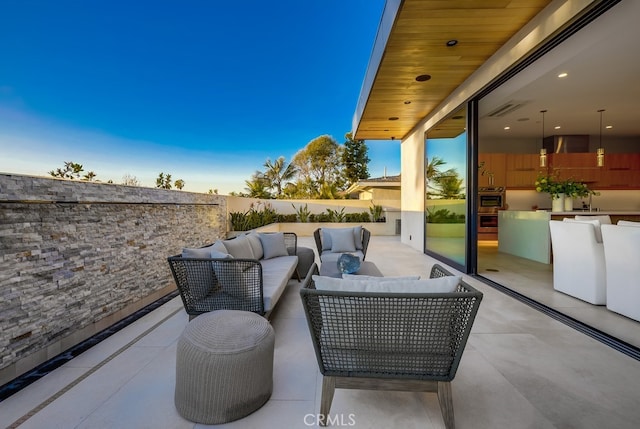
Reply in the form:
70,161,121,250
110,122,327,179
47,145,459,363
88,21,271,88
426,156,457,198
244,172,272,198
292,135,344,198
263,156,297,198
122,174,140,186
174,179,185,190
83,171,97,181
156,172,172,189
342,132,370,185
49,161,86,180
208,188,219,195
432,172,465,199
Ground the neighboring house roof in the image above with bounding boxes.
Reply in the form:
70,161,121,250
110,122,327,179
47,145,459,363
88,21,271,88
345,175,401,196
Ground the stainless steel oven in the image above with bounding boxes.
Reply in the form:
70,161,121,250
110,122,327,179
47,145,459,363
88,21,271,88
478,186,505,213
478,187,505,239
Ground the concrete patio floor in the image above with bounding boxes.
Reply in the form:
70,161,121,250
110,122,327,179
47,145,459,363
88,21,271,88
2,236,640,428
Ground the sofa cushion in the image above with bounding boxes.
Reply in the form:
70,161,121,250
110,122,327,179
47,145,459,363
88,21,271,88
210,250,232,259
259,232,289,259
260,255,298,312
313,275,461,293
246,233,264,259
223,235,254,259
211,240,229,255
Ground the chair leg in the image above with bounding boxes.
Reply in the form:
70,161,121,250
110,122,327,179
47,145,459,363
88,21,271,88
320,376,336,426
437,381,455,429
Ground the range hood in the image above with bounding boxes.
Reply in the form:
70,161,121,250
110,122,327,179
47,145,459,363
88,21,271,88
543,135,590,153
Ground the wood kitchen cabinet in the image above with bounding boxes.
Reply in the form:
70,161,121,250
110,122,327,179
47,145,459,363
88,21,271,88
478,153,506,186
600,153,640,188
550,153,601,183
505,154,540,188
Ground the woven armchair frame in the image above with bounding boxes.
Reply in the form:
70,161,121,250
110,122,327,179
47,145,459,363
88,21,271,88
299,263,482,428
313,227,371,261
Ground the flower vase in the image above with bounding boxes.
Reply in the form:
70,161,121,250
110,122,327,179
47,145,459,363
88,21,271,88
564,197,574,212
551,193,565,212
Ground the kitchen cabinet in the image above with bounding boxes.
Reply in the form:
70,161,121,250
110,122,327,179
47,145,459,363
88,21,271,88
505,154,540,188
550,153,601,183
478,153,506,186
599,154,640,188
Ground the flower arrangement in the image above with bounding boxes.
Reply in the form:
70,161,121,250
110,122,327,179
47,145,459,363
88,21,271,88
563,179,595,199
535,174,597,199
534,174,564,199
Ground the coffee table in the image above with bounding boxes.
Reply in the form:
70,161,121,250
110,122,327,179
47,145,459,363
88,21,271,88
319,259,383,278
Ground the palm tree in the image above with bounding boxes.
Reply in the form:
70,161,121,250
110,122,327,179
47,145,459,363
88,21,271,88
263,157,297,198
245,172,272,198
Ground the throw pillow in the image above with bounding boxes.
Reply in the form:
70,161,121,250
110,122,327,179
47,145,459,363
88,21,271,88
246,233,264,259
259,232,289,259
313,275,461,293
223,235,255,259
210,250,232,259
182,244,217,259
329,228,357,253
352,225,363,250
211,240,228,254
342,274,420,281
563,218,603,242
321,228,332,251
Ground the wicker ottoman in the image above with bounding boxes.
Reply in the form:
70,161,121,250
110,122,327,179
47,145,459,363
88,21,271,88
174,310,275,424
296,246,316,279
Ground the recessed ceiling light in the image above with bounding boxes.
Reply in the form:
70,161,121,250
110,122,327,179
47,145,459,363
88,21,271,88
554,126,561,129
517,117,529,122
388,117,399,121
558,72,568,78
404,100,411,104
446,40,458,47
606,125,613,129
452,115,464,120
384,129,389,131
415,74,431,82
504,126,510,130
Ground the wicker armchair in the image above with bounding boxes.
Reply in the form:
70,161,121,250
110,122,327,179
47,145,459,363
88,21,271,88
299,263,482,428
313,227,371,261
168,232,297,319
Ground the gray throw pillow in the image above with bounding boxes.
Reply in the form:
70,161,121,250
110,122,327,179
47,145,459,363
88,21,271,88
223,235,255,259
329,228,357,253
352,226,364,250
321,228,332,251
246,233,264,259
182,244,216,259
259,232,289,259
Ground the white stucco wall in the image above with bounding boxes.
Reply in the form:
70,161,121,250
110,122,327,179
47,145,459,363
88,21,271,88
399,0,594,252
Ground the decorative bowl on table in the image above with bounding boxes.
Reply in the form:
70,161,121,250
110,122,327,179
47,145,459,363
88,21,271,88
337,254,361,274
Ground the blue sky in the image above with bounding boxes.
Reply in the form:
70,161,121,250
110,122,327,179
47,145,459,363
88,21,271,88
0,0,400,194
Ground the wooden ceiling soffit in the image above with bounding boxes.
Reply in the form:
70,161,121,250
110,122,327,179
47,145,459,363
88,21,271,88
354,0,553,141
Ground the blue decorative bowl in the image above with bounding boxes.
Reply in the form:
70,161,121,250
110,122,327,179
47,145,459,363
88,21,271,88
337,254,361,274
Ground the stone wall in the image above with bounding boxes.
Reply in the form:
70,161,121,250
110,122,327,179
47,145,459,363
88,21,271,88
0,173,227,385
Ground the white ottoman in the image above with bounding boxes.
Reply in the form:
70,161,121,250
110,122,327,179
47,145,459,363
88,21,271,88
174,310,275,424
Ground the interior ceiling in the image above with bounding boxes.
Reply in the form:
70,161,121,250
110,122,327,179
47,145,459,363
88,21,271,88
478,0,640,140
354,0,553,141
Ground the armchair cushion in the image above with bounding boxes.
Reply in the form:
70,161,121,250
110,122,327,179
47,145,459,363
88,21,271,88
313,275,461,293
259,232,289,259
223,235,254,259
342,274,420,281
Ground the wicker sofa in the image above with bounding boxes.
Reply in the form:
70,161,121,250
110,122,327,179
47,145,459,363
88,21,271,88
313,226,371,263
299,263,483,429
168,232,299,319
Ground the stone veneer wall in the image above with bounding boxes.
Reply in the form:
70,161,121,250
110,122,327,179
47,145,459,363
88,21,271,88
0,173,227,385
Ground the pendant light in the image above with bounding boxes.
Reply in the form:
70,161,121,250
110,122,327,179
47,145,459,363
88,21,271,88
539,109,547,168
597,109,605,167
